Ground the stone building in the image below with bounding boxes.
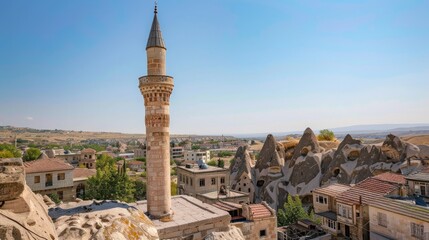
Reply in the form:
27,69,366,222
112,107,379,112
312,183,351,237
176,164,229,197
368,196,429,239
184,149,211,163
171,146,184,160
24,158,75,201
405,167,429,202
332,172,406,239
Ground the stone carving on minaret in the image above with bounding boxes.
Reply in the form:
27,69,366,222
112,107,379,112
139,5,174,219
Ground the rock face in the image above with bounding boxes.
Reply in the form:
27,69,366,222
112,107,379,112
255,134,285,171
204,226,245,240
230,129,429,210
230,146,255,200
0,158,57,240
290,128,321,163
0,158,25,202
50,200,159,240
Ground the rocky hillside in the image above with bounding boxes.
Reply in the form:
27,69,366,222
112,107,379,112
230,128,429,210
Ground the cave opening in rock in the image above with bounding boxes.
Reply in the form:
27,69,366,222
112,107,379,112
300,147,309,157
257,180,265,187
333,168,340,177
348,150,360,161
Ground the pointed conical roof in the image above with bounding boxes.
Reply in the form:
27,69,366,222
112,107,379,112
146,6,166,50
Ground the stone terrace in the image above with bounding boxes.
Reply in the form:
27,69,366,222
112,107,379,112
133,195,231,239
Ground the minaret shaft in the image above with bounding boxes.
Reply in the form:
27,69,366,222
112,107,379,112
139,8,173,218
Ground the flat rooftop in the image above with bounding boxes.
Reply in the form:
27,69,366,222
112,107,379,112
133,195,230,238
176,165,228,173
198,190,248,200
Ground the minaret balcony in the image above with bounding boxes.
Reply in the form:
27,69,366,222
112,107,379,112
139,75,174,86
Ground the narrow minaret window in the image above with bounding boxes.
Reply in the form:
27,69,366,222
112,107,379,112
139,4,174,219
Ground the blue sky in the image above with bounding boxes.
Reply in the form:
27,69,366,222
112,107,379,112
0,0,428,135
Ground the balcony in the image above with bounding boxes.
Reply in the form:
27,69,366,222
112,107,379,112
45,181,53,187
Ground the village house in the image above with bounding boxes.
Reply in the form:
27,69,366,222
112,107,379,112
367,195,429,239
334,172,406,240
184,150,211,163
24,158,75,201
171,146,184,160
211,201,277,240
406,167,429,203
312,183,351,237
176,164,229,197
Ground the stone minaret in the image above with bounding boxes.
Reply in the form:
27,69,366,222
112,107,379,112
139,5,173,218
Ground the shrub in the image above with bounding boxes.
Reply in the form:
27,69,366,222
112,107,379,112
317,129,335,141
207,159,217,166
47,193,61,204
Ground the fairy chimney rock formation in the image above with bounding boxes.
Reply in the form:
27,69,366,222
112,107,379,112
255,134,285,171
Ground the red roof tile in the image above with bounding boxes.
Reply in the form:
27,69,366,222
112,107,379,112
337,177,400,205
248,204,272,219
372,172,406,185
24,158,74,174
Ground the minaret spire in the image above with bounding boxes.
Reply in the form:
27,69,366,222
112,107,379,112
146,0,165,50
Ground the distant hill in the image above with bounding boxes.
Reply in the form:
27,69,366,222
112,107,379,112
232,123,429,139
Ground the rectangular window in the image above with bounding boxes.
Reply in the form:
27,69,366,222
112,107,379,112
377,212,387,227
190,178,193,186
34,176,40,183
211,178,216,185
327,219,336,230
57,173,65,181
259,229,266,237
186,176,189,185
324,197,327,204
318,196,324,203
199,178,205,187
411,223,424,239
221,177,225,184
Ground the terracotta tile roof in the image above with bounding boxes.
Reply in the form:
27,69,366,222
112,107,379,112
81,148,96,154
313,183,351,197
73,168,96,180
24,158,74,174
372,172,406,185
337,177,400,205
248,204,273,219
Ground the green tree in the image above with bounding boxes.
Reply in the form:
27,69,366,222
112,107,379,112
317,129,335,141
133,179,147,201
217,159,225,168
86,155,135,202
207,159,217,166
191,145,200,150
171,181,177,196
23,147,41,161
277,195,311,226
0,144,21,158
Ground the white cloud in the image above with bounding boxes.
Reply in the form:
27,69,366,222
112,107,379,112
26,117,33,121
